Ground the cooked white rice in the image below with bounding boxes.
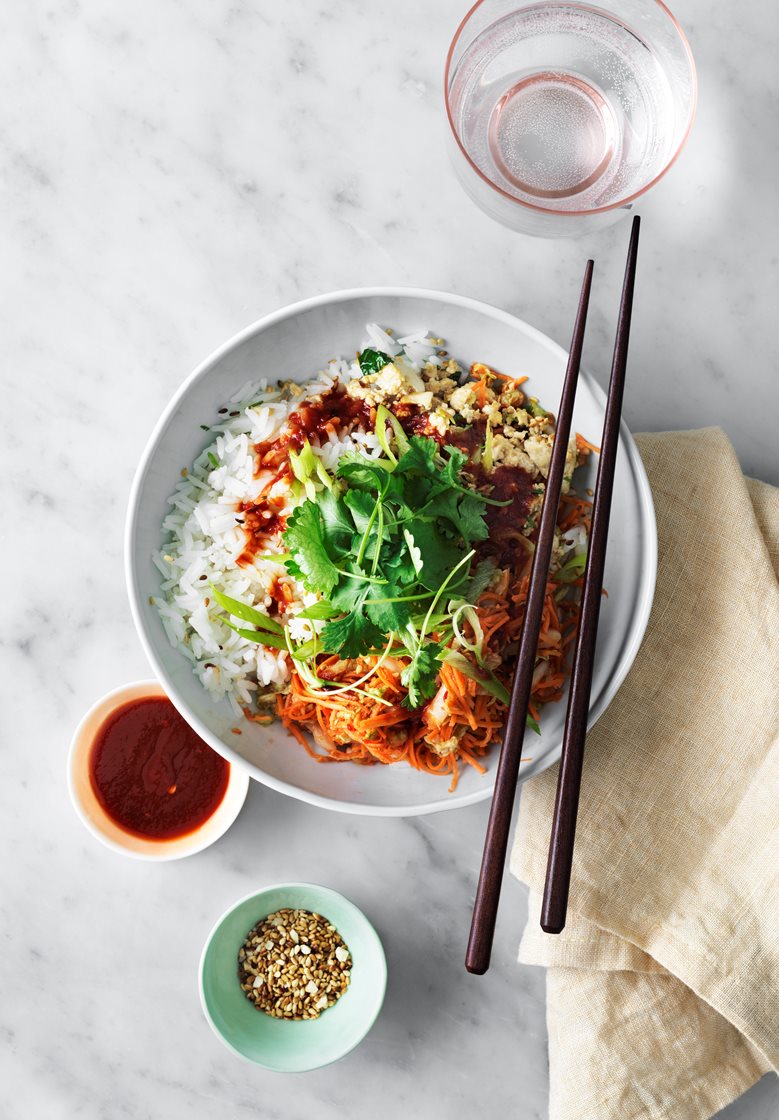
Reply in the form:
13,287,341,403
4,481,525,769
154,325,443,717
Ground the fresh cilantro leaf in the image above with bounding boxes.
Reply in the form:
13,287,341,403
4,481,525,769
358,348,392,376
320,611,385,657
407,521,465,591
382,546,420,587
336,453,391,492
284,553,306,583
401,641,444,708
365,594,411,634
415,487,460,531
329,573,370,613
419,488,487,543
395,435,438,478
440,443,468,484
317,490,354,554
466,557,498,601
282,501,339,595
454,492,490,541
343,488,380,535
403,528,423,575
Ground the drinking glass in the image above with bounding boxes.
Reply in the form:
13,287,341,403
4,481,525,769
445,0,697,237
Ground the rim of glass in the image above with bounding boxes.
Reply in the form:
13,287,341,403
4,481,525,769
444,0,698,218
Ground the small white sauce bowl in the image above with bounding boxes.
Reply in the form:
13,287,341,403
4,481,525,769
67,679,250,860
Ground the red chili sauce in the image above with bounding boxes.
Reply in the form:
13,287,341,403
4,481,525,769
254,387,372,476
236,497,287,567
89,697,230,840
285,389,371,447
483,465,535,530
241,386,372,568
464,461,536,567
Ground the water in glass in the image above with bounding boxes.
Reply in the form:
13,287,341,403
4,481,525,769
449,3,678,211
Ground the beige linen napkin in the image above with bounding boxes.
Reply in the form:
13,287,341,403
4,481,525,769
511,428,778,1120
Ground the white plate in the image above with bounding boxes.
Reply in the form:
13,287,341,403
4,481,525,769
126,288,656,816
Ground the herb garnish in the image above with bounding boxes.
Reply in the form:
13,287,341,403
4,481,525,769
357,348,393,376
279,421,496,707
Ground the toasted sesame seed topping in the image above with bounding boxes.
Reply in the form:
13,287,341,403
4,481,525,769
238,908,352,1019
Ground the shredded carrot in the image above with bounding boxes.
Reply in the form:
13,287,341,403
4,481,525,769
276,491,591,791
263,397,596,790
490,370,529,387
576,432,601,454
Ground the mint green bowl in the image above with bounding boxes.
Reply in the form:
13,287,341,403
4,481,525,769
199,883,387,1071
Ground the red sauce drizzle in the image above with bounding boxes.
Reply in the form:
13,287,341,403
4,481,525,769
481,465,536,564
88,697,230,840
453,459,536,568
254,387,372,476
285,389,371,447
241,386,373,566
399,411,446,444
236,497,287,567
446,418,487,457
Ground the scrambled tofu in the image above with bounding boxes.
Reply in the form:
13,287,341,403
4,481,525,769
346,354,426,406
351,353,583,496
342,348,588,577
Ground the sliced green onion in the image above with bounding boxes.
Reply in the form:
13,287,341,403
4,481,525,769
289,439,317,483
374,404,410,465
450,602,484,661
288,448,306,482
315,460,334,491
222,618,288,650
556,552,587,583
388,411,410,457
254,551,291,562
207,451,219,468
418,549,475,647
527,398,549,419
209,584,284,633
440,649,510,704
283,629,394,706
296,601,340,621
482,421,493,472
291,637,319,661
374,404,398,467
526,714,541,735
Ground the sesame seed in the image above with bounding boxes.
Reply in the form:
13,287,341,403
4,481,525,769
237,908,352,1020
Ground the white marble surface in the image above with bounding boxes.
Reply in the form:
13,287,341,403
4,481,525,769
1,2,776,1118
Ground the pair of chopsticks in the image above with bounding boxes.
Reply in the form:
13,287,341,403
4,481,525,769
465,215,641,975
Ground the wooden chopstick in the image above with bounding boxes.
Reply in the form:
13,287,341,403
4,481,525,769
541,215,641,935
465,259,594,975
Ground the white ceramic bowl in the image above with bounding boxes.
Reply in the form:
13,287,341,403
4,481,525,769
126,288,656,816
68,680,250,859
